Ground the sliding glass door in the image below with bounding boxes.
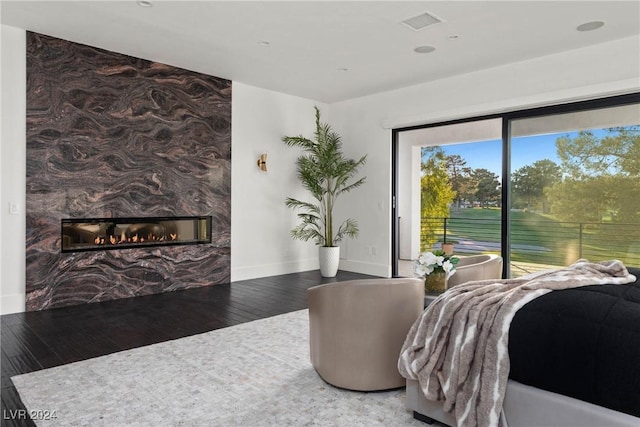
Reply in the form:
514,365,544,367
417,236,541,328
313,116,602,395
395,118,502,278
508,103,640,277
392,94,640,278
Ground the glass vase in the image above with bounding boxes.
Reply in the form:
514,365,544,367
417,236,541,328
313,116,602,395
425,271,447,294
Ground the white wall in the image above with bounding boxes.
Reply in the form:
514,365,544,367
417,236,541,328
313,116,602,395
322,102,394,277
0,25,27,314
397,144,421,261
380,36,640,130
231,83,326,281
329,36,640,277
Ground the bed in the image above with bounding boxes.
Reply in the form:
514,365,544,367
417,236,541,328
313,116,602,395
403,264,640,427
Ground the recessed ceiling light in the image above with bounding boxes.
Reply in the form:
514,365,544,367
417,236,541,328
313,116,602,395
258,41,270,47
136,0,153,8
414,45,436,54
576,21,604,32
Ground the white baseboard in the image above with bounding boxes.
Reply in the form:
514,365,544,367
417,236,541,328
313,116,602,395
231,258,390,282
231,258,319,282
0,293,25,315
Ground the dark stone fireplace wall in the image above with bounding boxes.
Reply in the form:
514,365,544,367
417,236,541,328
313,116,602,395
26,33,231,311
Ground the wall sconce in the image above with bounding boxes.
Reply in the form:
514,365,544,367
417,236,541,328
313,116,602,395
256,153,267,171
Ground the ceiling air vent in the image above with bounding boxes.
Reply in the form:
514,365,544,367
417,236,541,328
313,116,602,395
401,12,443,31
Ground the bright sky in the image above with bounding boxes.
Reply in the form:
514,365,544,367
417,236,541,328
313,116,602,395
439,133,571,178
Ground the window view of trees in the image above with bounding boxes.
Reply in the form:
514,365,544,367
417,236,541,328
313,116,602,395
473,168,501,208
548,127,640,224
419,123,639,276
420,147,455,251
423,148,501,213
420,144,501,252
446,154,473,213
512,159,561,213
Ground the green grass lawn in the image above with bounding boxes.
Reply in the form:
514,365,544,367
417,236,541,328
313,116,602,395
424,208,639,266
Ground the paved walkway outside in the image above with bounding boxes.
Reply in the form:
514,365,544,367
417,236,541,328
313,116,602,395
432,239,551,253
398,259,560,279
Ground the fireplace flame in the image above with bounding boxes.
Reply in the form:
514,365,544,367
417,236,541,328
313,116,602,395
92,232,180,246
62,217,211,253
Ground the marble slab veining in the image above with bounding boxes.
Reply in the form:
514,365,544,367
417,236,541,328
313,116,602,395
26,32,231,311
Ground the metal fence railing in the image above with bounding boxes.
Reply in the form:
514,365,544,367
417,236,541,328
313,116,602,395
421,216,640,276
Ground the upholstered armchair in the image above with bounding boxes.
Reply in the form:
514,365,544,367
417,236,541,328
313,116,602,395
307,278,424,391
448,254,503,287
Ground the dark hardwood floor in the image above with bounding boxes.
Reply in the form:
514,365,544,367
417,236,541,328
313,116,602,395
0,270,377,426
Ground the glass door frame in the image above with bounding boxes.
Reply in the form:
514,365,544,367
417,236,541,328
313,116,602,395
391,92,640,278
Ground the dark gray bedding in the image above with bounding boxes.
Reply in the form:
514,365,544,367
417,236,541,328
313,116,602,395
508,266,640,417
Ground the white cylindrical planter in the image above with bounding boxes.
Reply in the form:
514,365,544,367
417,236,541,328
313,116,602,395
319,246,340,277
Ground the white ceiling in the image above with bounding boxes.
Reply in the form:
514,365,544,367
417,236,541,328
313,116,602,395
2,1,639,103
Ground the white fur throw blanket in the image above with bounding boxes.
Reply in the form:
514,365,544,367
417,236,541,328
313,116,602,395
398,259,636,427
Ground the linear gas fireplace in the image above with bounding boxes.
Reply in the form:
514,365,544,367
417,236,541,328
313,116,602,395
61,216,212,253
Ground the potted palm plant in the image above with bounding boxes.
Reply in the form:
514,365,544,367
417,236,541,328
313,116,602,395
283,106,367,277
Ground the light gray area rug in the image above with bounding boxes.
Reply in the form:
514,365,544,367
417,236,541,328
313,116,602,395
13,309,424,426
